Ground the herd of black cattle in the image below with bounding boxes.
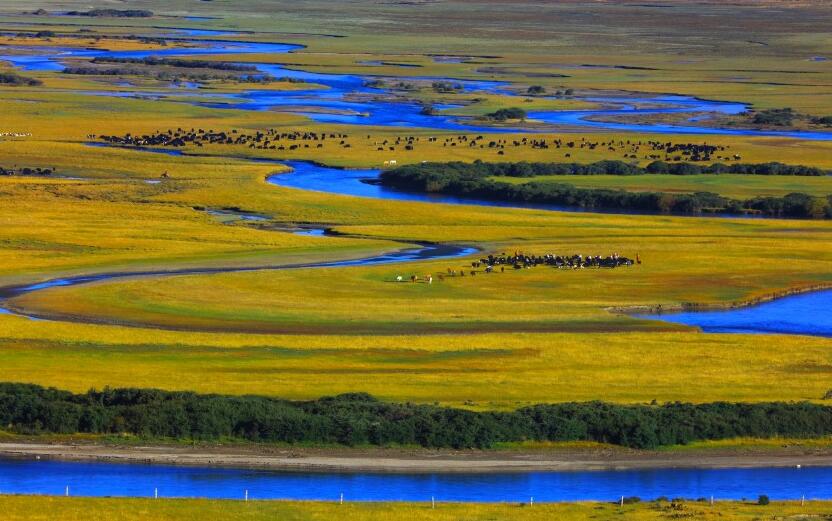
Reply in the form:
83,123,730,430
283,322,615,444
476,252,636,270
0,166,54,176
411,252,637,281
94,128,735,162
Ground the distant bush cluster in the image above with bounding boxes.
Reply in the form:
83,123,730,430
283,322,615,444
0,72,42,86
91,57,258,72
0,166,53,176
751,108,795,127
66,9,153,18
3,383,832,450
63,57,274,84
482,107,527,121
379,161,832,218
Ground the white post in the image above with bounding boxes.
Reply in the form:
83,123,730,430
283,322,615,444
65,485,69,497
340,492,343,505
620,496,624,507
154,487,158,499
530,496,534,506
245,489,248,502
710,495,713,506
431,496,435,509
801,495,805,506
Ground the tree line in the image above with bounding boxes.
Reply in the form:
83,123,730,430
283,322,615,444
2,383,832,450
66,9,153,17
379,161,832,218
0,72,42,87
386,160,830,178
91,57,258,72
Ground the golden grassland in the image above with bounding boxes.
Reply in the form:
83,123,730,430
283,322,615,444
1,317,832,407
1,496,830,521
0,2,830,411
0,80,829,408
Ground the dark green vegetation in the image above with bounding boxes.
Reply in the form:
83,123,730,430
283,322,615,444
483,107,527,121
4,383,832,450
63,58,272,83
746,108,832,129
65,9,154,18
811,116,832,127
0,72,42,87
91,57,259,72
380,161,832,218
751,108,795,127
0,166,53,176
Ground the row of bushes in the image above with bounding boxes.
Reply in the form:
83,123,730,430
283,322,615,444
91,57,258,72
379,162,832,218
388,160,830,178
63,66,271,84
3,384,832,450
482,107,528,121
0,72,42,87
66,9,153,17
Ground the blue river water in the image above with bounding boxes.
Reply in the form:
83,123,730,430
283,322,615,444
0,458,828,502
2,29,832,137
641,289,832,337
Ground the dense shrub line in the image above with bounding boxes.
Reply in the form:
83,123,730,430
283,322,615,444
2,383,832,450
379,161,832,218
0,72,42,87
385,160,830,178
91,57,258,72
66,9,153,17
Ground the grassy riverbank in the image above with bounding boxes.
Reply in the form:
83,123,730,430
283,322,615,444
0,0,830,457
1,496,829,520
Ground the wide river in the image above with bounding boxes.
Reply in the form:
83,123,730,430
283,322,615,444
1,26,832,499
0,458,828,502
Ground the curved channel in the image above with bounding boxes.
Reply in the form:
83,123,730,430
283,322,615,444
2,30,832,138
639,289,832,338
0,241,478,321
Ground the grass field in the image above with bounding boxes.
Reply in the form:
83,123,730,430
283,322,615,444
3,1,832,515
1,496,829,521
0,0,831,427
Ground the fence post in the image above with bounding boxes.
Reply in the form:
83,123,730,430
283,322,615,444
432,496,435,509
245,489,248,502
154,487,158,499
340,492,344,505
65,485,69,497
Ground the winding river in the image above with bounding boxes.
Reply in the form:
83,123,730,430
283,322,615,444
1,457,830,502
3,29,832,138
1,29,830,333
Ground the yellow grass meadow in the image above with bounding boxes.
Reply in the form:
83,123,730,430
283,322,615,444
1,496,830,521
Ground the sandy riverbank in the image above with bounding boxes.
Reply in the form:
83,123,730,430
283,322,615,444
2,442,831,473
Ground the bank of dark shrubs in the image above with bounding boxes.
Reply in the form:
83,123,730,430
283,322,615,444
91,57,257,72
66,9,153,18
379,161,832,218
483,107,527,121
2,383,832,450
0,72,42,87
751,108,796,127
384,160,829,179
